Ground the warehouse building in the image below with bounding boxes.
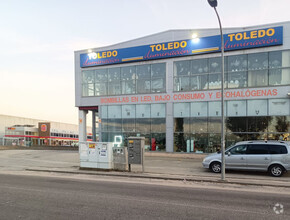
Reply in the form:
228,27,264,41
75,21,290,153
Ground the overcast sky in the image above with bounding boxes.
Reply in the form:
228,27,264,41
1,0,290,124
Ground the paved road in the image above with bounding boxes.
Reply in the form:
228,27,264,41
0,173,289,220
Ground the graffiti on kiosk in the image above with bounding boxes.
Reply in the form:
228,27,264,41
100,88,278,104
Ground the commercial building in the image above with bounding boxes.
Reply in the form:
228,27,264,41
75,22,290,153
0,114,92,147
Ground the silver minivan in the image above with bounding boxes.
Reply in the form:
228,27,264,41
202,141,290,177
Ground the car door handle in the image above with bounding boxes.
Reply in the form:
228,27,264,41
264,157,269,160
240,157,245,160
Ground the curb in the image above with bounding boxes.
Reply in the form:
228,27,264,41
25,168,290,188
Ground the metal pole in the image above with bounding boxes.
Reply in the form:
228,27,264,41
213,7,226,181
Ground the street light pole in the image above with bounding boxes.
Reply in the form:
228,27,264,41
207,0,226,181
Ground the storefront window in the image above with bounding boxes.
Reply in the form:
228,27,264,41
95,83,107,96
122,119,135,132
122,105,136,118
151,118,166,133
174,133,191,152
191,102,208,117
151,63,166,93
190,74,208,90
247,116,271,133
191,118,208,133
208,117,221,133
151,133,166,151
151,104,165,118
227,100,246,117
268,98,290,116
226,117,247,133
269,68,290,85
192,133,208,153
121,66,136,94
137,65,151,93
136,118,151,133
174,118,190,133
174,103,190,117
107,119,122,132
136,104,151,118
247,99,268,116
228,55,247,72
227,71,247,88
108,105,122,118
268,116,290,133
101,106,108,119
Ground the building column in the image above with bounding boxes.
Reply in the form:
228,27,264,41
166,102,174,152
79,109,88,143
92,110,96,142
166,60,174,153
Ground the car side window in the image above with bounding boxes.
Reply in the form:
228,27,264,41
268,145,288,154
229,145,247,155
247,144,269,154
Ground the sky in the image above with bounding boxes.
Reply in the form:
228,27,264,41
1,0,290,125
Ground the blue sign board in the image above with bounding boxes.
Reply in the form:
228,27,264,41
80,26,283,68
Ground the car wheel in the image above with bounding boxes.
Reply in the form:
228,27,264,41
269,164,284,177
210,162,221,173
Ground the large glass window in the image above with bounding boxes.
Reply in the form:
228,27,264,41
122,105,136,118
108,105,122,118
191,102,208,117
268,99,290,116
151,63,166,93
227,100,247,117
174,103,190,117
247,100,268,116
108,68,121,95
151,104,166,118
136,65,151,94
173,50,290,92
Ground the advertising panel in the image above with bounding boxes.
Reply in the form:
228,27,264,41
80,26,283,68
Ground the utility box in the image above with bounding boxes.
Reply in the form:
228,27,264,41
113,147,128,171
79,142,113,169
128,137,145,172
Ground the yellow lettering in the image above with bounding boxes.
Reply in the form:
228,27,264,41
162,44,167,50
228,34,235,41
156,44,162,51
266,28,275,36
258,30,265,38
168,42,173,49
150,45,156,52
107,51,111,57
243,32,250,40
250,31,257,39
174,42,179,49
112,50,117,57
97,53,102,58
180,41,187,48
235,33,243,41
102,52,107,58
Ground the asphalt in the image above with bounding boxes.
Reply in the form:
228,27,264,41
0,147,290,188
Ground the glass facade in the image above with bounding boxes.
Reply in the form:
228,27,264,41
82,63,166,96
101,104,166,151
173,50,290,91
173,99,290,153
89,50,290,153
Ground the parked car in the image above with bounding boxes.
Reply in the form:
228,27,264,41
202,141,290,177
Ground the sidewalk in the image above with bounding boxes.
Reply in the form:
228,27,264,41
0,148,289,188
26,153,290,188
